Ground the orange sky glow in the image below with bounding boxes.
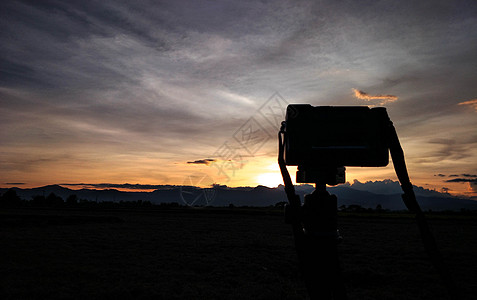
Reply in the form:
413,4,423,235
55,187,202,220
1,1,476,199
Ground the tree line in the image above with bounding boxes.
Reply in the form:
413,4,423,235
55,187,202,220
0,188,161,208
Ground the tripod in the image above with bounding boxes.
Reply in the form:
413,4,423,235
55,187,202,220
285,181,347,300
279,131,347,299
278,118,460,300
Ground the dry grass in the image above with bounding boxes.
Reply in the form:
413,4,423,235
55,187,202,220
1,208,475,299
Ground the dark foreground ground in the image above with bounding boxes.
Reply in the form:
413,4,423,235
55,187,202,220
1,207,476,299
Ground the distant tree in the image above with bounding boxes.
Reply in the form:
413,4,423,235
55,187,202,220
347,204,365,212
141,200,152,207
376,204,383,212
66,194,78,206
46,193,64,207
338,204,347,211
32,195,46,206
79,198,94,207
0,189,22,207
159,202,181,208
212,184,227,188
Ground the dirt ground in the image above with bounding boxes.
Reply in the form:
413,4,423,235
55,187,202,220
1,208,476,299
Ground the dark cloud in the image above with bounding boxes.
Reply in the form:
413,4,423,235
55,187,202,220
0,1,170,90
447,175,477,195
60,183,175,190
435,174,446,177
445,178,477,195
187,159,216,165
445,178,477,183
441,187,450,193
5,182,26,185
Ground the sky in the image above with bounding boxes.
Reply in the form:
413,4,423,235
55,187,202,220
1,0,476,197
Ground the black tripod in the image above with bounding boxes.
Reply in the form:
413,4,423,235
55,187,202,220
279,130,347,299
278,119,460,300
287,181,347,299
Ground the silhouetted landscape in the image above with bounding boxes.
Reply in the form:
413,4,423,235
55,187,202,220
1,184,477,299
1,205,476,299
2,180,477,211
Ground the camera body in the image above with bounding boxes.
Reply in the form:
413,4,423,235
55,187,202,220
283,105,390,183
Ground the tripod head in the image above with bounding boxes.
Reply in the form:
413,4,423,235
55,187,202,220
296,165,345,186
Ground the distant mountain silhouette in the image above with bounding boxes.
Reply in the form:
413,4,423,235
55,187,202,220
1,180,476,211
344,179,446,197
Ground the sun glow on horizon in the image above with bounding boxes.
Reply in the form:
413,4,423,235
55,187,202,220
256,172,283,188
254,163,292,188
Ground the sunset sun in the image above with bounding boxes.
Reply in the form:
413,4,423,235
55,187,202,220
256,172,283,188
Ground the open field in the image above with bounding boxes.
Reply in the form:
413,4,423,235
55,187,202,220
1,208,476,299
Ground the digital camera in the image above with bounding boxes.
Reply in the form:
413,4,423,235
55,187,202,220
283,105,390,173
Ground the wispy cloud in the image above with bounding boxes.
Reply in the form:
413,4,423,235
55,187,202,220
421,138,472,163
352,89,398,105
458,99,477,112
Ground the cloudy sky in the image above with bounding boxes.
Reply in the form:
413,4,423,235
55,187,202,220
1,0,476,197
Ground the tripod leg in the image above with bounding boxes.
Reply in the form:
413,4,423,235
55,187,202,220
296,189,347,300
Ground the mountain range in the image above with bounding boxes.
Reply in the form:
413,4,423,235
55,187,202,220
2,180,477,211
